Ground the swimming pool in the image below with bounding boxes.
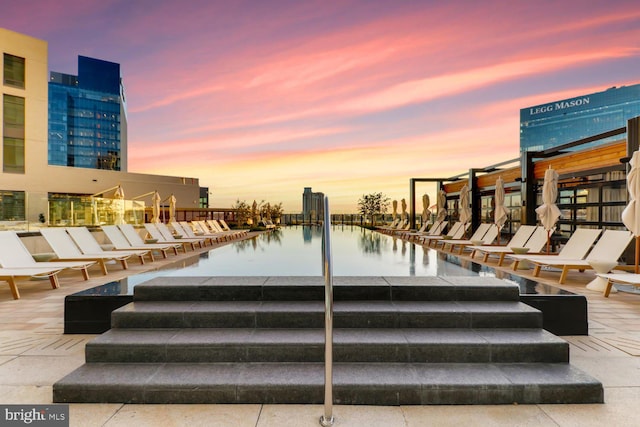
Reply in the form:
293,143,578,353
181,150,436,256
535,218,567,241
157,225,478,277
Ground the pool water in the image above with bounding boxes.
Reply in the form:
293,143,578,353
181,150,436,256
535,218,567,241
159,225,478,277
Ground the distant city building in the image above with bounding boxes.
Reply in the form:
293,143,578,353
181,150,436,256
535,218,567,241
520,84,640,152
302,187,324,216
48,56,128,171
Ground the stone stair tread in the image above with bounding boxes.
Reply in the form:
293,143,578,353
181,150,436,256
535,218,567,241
111,300,542,329
114,300,538,314
132,278,521,302
85,328,568,364
53,362,603,405
91,327,565,346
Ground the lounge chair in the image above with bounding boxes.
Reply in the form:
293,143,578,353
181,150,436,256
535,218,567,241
192,221,229,241
102,225,176,259
506,228,602,271
469,225,546,266
118,224,182,255
0,231,95,281
144,223,200,251
218,219,248,236
523,229,633,284
66,227,152,264
440,223,499,254
420,221,467,247
0,266,65,300
596,273,640,297
207,220,245,239
377,218,400,232
40,228,131,275
174,221,218,245
404,220,445,241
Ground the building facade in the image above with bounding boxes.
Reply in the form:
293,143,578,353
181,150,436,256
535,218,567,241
520,84,640,152
302,187,324,217
49,56,128,171
1,28,202,229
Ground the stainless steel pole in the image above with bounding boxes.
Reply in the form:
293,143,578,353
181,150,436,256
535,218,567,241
319,196,334,426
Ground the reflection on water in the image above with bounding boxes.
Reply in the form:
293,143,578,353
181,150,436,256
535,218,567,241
159,225,476,277
358,229,383,254
233,228,284,253
75,225,574,296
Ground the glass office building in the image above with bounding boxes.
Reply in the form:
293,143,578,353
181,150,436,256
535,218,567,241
48,56,127,171
520,84,640,152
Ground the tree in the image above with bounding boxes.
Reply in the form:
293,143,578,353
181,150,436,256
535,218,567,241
268,202,284,223
232,199,251,228
357,192,390,226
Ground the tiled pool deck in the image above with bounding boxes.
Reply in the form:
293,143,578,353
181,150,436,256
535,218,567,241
1,232,640,426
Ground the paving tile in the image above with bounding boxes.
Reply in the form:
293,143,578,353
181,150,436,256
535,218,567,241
69,403,123,427
103,404,260,427
402,404,557,426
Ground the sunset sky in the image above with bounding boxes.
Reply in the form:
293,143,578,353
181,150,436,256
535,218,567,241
4,0,640,212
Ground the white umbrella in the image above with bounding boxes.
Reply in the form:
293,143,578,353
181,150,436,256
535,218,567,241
113,185,125,225
169,194,177,223
622,151,640,273
392,200,398,222
436,190,447,222
494,176,508,244
459,185,471,225
151,191,161,224
421,194,430,223
535,166,561,253
401,198,407,221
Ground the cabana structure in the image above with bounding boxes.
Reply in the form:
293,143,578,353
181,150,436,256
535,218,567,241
409,116,640,243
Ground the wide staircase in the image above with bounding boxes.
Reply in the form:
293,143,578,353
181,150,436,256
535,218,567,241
53,276,603,405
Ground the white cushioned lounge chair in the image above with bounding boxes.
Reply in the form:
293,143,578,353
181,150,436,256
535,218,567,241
440,223,499,254
144,223,201,251
522,229,633,284
66,227,152,264
40,228,131,275
0,230,95,281
118,224,182,255
506,228,602,271
102,225,177,259
0,266,65,300
468,225,545,266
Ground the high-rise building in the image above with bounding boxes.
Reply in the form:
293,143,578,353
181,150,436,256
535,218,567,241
48,56,128,171
1,28,201,228
302,187,324,216
520,84,640,152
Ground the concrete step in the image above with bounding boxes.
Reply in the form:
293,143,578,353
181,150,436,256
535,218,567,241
53,362,603,405
131,276,521,302
110,300,542,329
85,328,568,364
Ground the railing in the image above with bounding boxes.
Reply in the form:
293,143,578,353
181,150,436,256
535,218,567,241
319,196,335,426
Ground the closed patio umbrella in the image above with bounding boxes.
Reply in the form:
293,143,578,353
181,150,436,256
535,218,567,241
459,185,471,237
436,190,447,222
494,176,508,244
622,150,640,273
169,194,177,223
535,167,561,253
151,191,161,224
421,194,430,223
113,185,125,225
392,200,398,222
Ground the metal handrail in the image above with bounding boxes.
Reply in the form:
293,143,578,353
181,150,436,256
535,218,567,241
319,196,334,427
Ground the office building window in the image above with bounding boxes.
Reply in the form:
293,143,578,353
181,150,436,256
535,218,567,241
3,53,25,89
3,94,25,173
0,190,25,221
